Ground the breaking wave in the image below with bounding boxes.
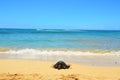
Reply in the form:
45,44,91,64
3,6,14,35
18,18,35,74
1,48,120,55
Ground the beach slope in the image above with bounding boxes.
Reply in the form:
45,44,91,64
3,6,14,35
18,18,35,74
0,59,120,80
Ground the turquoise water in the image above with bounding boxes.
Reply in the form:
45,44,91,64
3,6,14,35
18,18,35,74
0,28,120,51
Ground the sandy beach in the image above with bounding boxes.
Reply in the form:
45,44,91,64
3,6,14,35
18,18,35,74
0,0,120,79
0,59,120,80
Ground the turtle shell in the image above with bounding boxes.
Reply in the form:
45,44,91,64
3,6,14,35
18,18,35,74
53,61,70,70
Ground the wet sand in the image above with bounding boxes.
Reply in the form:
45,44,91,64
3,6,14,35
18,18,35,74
0,53,120,66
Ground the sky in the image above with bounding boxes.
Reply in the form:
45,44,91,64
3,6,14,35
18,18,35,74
0,0,120,30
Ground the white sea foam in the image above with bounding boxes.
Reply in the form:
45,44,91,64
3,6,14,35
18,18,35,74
0,48,120,66
1,48,120,56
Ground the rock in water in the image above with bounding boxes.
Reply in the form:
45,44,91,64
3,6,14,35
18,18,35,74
53,61,70,70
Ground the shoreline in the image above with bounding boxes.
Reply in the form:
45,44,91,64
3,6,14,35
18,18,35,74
0,59,120,80
0,47,120,53
0,53,120,66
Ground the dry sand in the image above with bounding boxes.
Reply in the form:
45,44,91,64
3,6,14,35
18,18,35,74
0,59,120,80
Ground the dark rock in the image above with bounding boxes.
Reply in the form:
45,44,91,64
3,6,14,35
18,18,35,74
53,61,70,70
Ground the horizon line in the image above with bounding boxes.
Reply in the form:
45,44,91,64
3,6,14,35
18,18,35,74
0,28,120,31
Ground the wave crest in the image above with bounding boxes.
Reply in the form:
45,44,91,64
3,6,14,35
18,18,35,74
1,48,120,55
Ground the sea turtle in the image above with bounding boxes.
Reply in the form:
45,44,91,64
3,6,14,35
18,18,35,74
53,61,70,70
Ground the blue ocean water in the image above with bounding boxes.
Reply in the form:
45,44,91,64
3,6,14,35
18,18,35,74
0,28,120,51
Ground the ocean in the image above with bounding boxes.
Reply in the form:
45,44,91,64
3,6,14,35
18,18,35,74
0,28,120,55
0,28,120,65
